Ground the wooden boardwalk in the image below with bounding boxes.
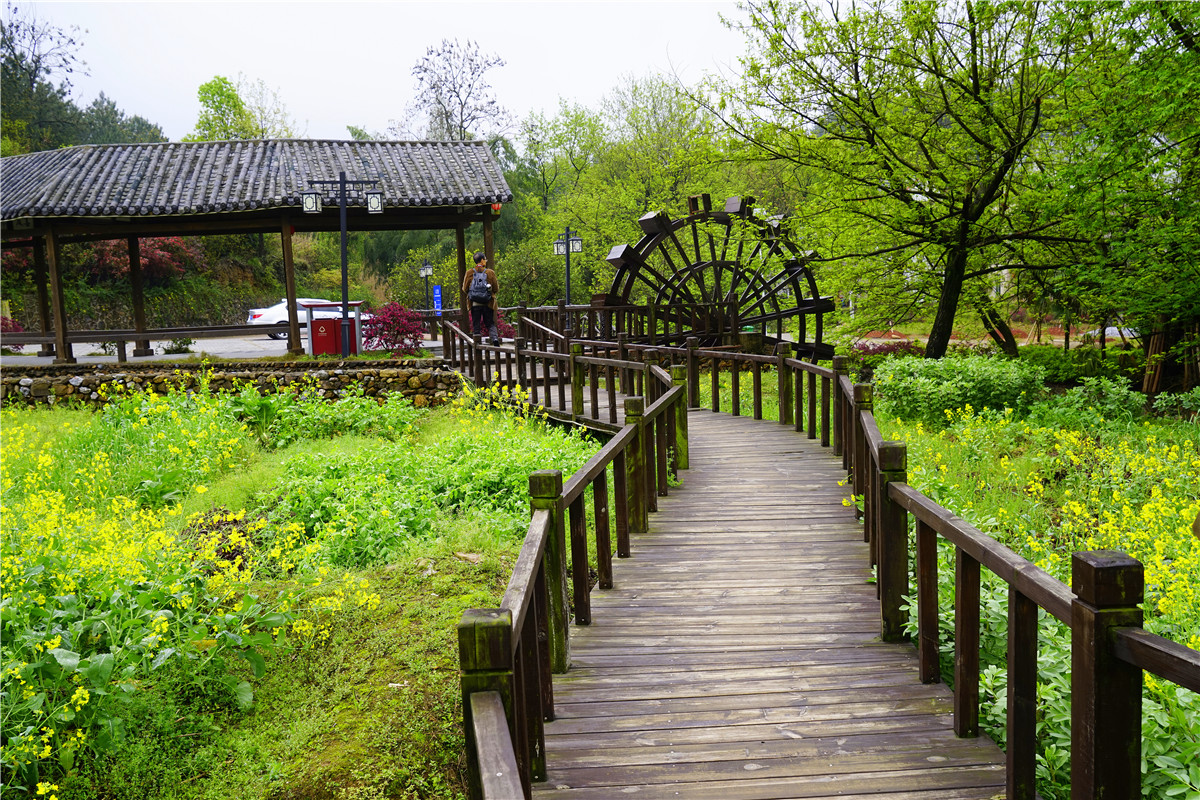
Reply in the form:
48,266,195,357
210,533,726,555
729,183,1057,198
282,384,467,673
533,410,1006,800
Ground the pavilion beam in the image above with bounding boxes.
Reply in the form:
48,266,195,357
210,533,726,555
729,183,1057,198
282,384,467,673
281,216,303,355
44,227,75,364
128,237,152,356
31,238,54,357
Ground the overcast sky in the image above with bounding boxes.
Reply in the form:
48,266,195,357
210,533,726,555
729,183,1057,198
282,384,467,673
13,0,749,142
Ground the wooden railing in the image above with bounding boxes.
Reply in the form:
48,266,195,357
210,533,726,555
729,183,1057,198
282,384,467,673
455,316,1200,800
458,361,686,799
836,360,1200,800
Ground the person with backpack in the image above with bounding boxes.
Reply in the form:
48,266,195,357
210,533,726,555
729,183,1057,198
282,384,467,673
462,251,500,346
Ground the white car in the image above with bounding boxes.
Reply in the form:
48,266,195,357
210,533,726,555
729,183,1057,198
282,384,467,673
247,298,353,340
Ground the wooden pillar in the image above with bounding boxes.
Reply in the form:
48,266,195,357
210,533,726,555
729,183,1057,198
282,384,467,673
458,608,516,800
1071,551,1143,800
685,336,699,408
43,229,74,364
281,217,304,355
31,238,54,356
776,341,793,425
529,471,569,673
876,441,908,642
128,237,152,356
670,364,689,470
570,342,585,421
483,206,495,271
624,397,648,534
457,225,469,330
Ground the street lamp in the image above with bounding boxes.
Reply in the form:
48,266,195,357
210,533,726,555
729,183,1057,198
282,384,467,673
302,172,383,356
552,227,583,304
419,258,434,310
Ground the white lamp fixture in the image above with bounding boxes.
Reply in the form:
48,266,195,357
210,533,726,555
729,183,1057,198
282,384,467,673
301,190,322,214
553,239,567,256
569,235,583,253
366,189,384,214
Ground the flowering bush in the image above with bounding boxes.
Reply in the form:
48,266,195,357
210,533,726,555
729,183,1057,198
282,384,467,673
494,309,517,340
839,339,924,380
1,316,25,352
361,303,425,354
84,237,200,285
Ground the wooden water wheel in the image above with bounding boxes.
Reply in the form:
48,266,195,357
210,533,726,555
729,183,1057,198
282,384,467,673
604,194,834,360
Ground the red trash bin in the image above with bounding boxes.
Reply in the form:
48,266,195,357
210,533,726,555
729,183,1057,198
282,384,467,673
310,317,358,356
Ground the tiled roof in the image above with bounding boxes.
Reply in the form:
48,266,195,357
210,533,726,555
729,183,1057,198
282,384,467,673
0,139,512,220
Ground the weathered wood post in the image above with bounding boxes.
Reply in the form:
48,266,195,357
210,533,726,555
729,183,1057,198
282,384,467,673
1071,551,1144,800
876,440,908,642
556,300,567,344
685,336,700,408
472,333,484,387
514,337,527,397
647,303,658,346
852,384,872,526
776,341,794,426
832,356,846,460
529,471,569,673
616,332,629,395
624,397,648,534
570,342,585,421
670,364,689,471
458,608,516,800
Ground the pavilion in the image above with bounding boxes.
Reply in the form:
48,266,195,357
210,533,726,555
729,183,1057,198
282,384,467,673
0,139,511,362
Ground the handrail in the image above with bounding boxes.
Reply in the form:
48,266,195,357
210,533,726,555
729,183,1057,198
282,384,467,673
469,692,524,800
456,321,1199,800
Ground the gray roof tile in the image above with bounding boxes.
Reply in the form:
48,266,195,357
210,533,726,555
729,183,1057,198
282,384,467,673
1,139,512,220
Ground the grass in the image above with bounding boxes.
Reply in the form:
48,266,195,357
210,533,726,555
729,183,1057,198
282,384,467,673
2,380,598,800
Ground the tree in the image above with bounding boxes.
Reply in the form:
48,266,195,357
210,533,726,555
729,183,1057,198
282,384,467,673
78,92,166,144
1,0,86,151
395,38,508,141
184,75,256,141
712,0,1109,357
237,73,299,138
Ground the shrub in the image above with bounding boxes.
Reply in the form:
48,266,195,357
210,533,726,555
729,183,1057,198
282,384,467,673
1152,386,1200,421
1018,343,1144,384
362,303,425,354
839,339,925,380
874,354,1046,424
1,315,25,352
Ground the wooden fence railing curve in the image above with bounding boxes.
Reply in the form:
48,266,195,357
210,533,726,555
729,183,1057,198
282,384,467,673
452,311,1200,800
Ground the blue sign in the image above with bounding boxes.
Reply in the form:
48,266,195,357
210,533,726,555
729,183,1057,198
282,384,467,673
432,285,443,316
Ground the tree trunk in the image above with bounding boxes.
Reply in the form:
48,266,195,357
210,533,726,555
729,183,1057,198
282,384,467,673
925,248,968,359
977,300,1019,356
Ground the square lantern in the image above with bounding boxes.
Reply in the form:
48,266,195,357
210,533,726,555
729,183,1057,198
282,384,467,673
553,238,567,256
301,190,322,214
366,189,384,214
569,235,583,253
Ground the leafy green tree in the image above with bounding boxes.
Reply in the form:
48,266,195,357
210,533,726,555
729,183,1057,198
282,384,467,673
711,0,1111,357
183,75,256,141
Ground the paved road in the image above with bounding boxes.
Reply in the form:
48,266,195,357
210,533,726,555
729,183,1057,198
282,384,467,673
1,334,443,368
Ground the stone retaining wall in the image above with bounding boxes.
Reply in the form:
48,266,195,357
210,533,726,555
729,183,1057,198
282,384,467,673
0,359,462,408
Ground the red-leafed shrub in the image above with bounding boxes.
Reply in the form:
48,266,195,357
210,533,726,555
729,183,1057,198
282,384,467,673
495,309,516,339
362,303,425,355
86,237,200,284
842,339,926,380
1,316,25,352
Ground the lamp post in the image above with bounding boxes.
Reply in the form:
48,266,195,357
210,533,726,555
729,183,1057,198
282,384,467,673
552,227,583,305
419,259,433,310
301,171,383,356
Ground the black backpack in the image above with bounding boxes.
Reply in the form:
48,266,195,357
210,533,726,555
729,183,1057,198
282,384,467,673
468,269,492,303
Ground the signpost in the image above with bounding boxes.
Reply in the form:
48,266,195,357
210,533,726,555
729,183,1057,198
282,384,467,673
433,285,443,316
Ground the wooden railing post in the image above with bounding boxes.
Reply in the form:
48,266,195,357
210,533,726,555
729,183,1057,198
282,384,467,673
624,397,648,534
570,342,585,421
685,336,699,408
776,342,793,426
459,608,516,800
852,384,872,527
832,356,846,458
671,364,689,470
529,471,569,673
514,337,527,395
877,441,908,642
1071,551,1144,800
473,333,485,387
